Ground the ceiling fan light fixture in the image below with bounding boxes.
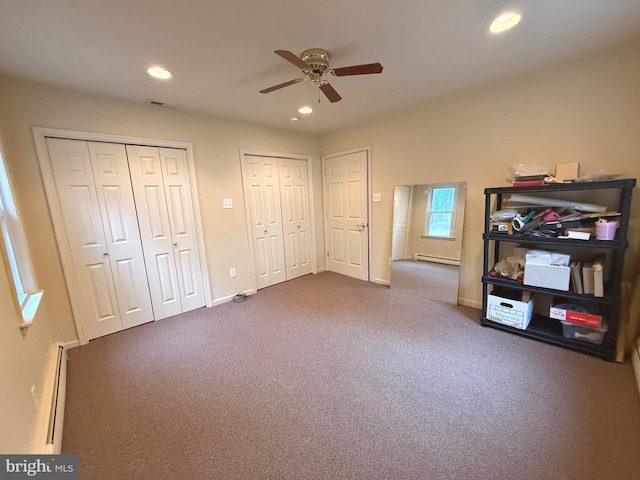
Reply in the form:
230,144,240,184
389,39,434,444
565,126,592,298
489,12,522,33
147,66,172,79
298,106,313,115
289,117,300,123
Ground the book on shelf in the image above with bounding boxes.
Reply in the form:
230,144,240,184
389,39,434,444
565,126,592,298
512,179,545,187
570,260,583,294
582,261,594,294
593,258,604,297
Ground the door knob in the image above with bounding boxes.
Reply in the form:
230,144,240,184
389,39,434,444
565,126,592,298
102,252,108,257
173,243,177,247
357,223,367,228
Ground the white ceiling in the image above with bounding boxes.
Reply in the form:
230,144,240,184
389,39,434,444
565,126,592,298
2,0,640,134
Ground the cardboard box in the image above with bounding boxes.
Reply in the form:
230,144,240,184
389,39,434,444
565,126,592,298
549,303,603,328
487,289,534,330
555,162,579,181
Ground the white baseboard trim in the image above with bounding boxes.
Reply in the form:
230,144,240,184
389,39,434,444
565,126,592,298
64,340,80,350
317,267,326,273
371,277,390,286
632,338,640,397
211,289,256,306
458,298,482,309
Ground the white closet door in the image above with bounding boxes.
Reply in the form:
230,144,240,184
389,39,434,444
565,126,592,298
126,145,182,320
87,142,154,330
243,156,287,289
279,158,313,280
47,138,153,339
158,147,205,313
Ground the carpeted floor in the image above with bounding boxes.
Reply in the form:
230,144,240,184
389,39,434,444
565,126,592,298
62,272,640,479
390,259,459,304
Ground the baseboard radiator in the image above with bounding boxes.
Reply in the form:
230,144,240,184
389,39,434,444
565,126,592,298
39,343,68,454
413,254,460,266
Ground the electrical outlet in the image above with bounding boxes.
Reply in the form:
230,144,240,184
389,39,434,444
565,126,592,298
223,198,233,209
229,267,236,278
373,192,381,202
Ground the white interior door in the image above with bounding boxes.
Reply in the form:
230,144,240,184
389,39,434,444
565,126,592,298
126,145,182,320
242,156,287,289
158,147,205,312
392,185,410,260
46,138,154,340
279,158,313,280
324,150,369,281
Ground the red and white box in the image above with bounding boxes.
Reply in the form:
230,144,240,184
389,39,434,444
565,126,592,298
549,303,602,328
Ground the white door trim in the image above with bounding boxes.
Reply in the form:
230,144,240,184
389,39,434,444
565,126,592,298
239,149,318,293
33,127,212,345
321,146,372,282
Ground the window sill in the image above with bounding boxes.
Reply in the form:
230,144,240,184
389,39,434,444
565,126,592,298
421,235,456,240
19,290,44,328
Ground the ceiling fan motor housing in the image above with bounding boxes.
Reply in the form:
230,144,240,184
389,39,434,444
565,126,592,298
301,48,330,74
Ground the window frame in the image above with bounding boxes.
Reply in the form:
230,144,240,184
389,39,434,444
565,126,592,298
423,184,458,239
0,145,43,327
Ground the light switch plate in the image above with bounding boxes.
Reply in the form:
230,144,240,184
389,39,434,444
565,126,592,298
223,198,233,209
373,193,381,202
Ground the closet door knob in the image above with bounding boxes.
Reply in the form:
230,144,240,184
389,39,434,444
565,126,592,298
102,252,108,257
173,243,177,247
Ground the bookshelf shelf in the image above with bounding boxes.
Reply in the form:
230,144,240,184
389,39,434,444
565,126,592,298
480,179,636,361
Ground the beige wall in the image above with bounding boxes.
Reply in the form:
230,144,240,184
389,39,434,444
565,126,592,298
322,37,640,307
0,234,54,453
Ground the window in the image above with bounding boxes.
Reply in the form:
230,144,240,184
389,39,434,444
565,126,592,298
0,146,42,326
424,185,457,238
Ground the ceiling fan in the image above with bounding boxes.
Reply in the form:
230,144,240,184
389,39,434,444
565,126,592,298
259,48,383,103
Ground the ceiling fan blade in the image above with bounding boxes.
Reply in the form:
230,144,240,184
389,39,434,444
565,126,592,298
274,50,309,70
332,63,383,76
259,78,304,94
320,82,342,103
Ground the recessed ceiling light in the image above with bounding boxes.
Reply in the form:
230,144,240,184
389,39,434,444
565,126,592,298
289,117,300,123
489,12,522,34
147,66,172,79
298,106,313,115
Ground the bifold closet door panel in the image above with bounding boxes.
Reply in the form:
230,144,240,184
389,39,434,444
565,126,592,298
87,142,154,330
46,138,153,339
279,158,313,280
242,156,287,289
126,145,182,320
157,147,205,313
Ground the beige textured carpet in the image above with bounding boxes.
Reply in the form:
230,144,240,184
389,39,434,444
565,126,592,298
62,272,640,479
390,260,459,304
